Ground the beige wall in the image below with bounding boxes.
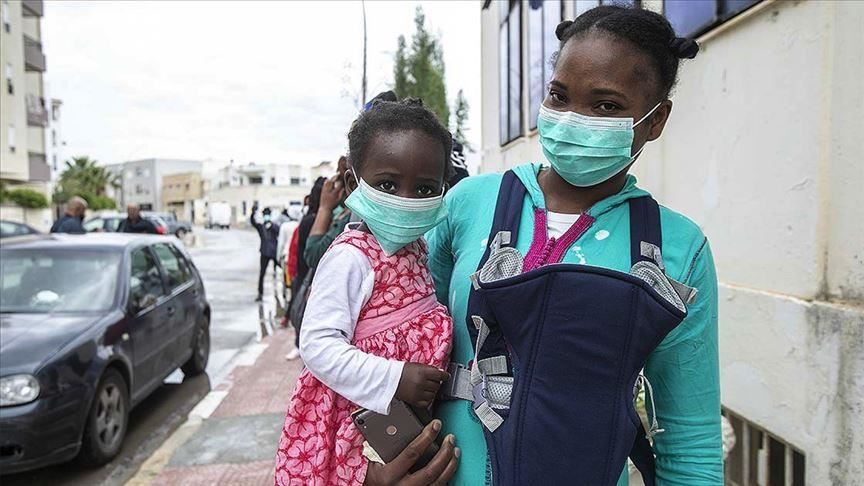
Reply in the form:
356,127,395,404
207,183,309,227
0,0,28,182
480,1,864,483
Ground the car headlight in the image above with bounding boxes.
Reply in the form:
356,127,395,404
0,374,40,407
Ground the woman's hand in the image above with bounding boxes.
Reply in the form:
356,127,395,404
395,363,449,409
364,420,460,486
320,175,346,212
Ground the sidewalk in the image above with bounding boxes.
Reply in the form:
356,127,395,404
129,327,301,486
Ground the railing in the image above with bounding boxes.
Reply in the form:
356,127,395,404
28,153,51,182
23,35,46,72
26,94,48,127
723,408,806,486
22,0,43,17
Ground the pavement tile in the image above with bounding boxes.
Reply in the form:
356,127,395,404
154,461,274,486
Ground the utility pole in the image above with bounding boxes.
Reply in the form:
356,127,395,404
361,0,368,106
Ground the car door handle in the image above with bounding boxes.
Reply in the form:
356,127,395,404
166,307,176,316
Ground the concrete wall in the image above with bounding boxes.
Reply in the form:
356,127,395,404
207,183,310,227
479,1,864,483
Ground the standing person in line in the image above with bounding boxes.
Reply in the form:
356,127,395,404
426,6,720,485
274,98,457,485
303,156,352,270
276,209,299,301
50,196,88,234
285,178,326,360
118,204,158,234
251,205,281,302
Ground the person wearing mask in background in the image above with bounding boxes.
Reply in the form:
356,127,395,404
448,138,470,187
118,204,158,234
285,178,326,360
50,196,88,234
303,156,352,270
251,205,281,302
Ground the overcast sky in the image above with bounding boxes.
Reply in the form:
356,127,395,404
42,1,481,168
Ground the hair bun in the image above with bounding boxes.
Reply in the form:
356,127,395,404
669,37,699,59
555,20,574,41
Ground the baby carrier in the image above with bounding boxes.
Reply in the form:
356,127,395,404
439,171,696,485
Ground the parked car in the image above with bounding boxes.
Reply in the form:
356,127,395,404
206,202,231,230
0,220,40,239
0,233,210,474
144,212,192,238
84,213,168,235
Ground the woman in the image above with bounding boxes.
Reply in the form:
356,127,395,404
424,6,721,486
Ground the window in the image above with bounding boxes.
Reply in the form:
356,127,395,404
574,0,637,17
499,0,523,145
130,248,166,310
664,0,760,39
528,0,562,130
2,1,9,33
52,154,57,171
5,63,12,95
290,177,301,186
242,200,247,215
152,243,192,289
248,176,263,185
51,129,56,147
723,408,805,486
83,218,104,232
7,124,14,153
270,177,276,185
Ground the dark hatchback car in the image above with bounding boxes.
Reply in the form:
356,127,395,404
0,233,210,474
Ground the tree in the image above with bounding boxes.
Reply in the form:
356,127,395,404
453,89,473,152
392,7,450,126
53,156,119,209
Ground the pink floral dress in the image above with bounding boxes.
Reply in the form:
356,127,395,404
274,230,453,486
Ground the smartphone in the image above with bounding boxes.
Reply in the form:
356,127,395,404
351,400,439,470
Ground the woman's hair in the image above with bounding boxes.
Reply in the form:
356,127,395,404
307,176,327,215
555,6,699,99
347,98,453,177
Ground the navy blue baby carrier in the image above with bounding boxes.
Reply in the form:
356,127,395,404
441,171,693,485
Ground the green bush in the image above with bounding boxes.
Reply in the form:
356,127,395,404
86,195,117,210
6,188,49,209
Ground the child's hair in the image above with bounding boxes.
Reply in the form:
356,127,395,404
347,98,453,178
555,6,699,99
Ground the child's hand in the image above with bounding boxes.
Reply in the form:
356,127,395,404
395,363,450,408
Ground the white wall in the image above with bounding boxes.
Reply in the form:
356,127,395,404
480,1,864,483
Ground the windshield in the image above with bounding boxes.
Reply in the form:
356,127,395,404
0,249,121,313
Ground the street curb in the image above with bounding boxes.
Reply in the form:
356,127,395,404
125,339,271,485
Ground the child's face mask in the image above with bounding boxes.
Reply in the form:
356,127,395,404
344,175,448,256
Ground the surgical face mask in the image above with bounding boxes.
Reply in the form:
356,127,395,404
537,102,661,187
344,175,448,256
263,214,271,223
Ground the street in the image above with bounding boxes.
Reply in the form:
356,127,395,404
1,228,282,486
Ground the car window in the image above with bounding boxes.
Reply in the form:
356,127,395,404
130,248,166,310
105,218,122,232
151,243,192,289
83,218,104,232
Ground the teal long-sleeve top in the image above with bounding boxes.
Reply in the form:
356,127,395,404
426,163,723,485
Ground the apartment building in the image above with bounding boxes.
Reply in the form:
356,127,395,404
207,161,331,226
0,0,52,228
105,158,202,211
161,171,208,225
480,1,862,484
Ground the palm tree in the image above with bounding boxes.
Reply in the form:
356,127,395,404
54,156,120,206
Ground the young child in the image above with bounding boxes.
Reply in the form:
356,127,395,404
274,99,454,485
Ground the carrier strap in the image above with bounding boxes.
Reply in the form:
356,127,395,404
629,421,657,486
477,170,526,272
628,196,663,269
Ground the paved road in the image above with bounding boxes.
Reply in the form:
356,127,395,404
1,228,282,486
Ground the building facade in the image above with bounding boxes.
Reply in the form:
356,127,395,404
106,158,202,211
161,171,207,224
207,161,332,226
0,0,52,229
480,1,863,484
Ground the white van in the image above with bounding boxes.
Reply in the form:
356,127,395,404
207,202,232,229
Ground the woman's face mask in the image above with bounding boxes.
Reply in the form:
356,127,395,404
344,174,448,256
537,102,661,187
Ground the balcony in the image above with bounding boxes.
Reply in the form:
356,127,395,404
26,94,48,127
22,0,44,17
24,36,46,72
28,153,51,182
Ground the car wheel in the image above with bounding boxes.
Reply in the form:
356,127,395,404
182,317,210,376
176,228,187,238
78,368,128,466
